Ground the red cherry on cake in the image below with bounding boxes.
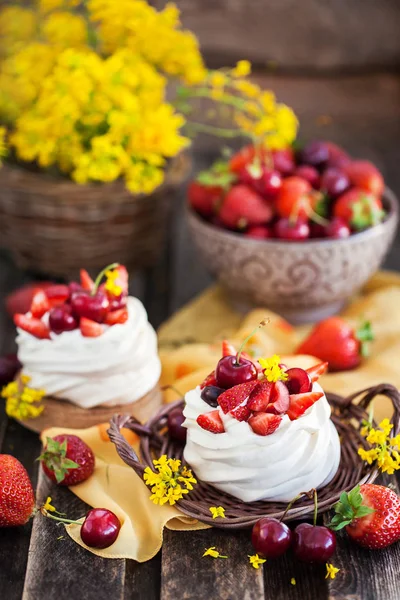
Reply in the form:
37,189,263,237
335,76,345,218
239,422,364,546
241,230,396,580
49,305,78,335
80,508,121,549
252,517,292,558
292,522,336,562
71,290,109,324
215,355,257,389
285,368,312,395
167,406,187,442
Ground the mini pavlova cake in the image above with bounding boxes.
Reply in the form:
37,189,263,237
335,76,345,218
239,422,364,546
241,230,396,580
14,264,161,428
183,337,340,503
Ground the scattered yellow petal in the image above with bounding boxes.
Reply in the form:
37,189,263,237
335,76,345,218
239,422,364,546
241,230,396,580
325,563,340,580
42,496,56,513
290,578,296,586
203,547,228,559
248,554,266,569
209,506,226,519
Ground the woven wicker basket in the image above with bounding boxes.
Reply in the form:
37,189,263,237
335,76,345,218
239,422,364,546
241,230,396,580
108,384,400,529
0,153,190,279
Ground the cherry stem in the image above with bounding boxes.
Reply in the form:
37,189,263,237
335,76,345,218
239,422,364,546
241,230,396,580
280,493,305,522
236,319,270,364
92,263,119,296
312,488,318,526
41,510,83,526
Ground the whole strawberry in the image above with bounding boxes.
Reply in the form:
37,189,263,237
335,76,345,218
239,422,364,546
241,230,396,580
331,484,400,549
0,455,35,526
296,317,374,372
39,435,95,486
219,184,273,229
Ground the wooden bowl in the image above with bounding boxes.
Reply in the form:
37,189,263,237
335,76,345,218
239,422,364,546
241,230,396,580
187,189,399,324
17,384,162,434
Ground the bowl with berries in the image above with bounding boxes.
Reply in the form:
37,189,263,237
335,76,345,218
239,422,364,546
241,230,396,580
187,141,398,323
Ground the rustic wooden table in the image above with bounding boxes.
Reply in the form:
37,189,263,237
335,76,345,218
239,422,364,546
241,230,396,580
1,85,400,599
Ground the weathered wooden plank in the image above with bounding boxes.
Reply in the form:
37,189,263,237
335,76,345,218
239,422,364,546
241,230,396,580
153,0,400,72
22,469,126,600
0,419,41,600
160,528,264,600
325,474,400,600
124,553,161,600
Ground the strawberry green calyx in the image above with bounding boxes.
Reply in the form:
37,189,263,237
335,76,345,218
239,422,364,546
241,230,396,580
196,160,236,190
329,485,375,531
351,196,385,231
38,437,79,484
356,321,374,358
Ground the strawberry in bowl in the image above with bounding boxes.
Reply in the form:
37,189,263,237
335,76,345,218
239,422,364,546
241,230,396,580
12,263,161,415
182,334,340,503
187,141,398,323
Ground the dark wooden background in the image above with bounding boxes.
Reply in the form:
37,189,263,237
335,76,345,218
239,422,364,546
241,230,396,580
1,1,400,597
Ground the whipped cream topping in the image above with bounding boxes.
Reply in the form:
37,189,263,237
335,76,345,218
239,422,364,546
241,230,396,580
16,297,161,408
183,382,341,503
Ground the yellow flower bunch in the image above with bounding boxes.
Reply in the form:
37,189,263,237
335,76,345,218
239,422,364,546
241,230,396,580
259,355,289,383
0,127,7,164
143,455,197,506
358,418,400,474
0,0,297,193
1,375,46,420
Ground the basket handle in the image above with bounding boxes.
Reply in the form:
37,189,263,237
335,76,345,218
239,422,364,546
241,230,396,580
107,415,147,476
340,383,400,435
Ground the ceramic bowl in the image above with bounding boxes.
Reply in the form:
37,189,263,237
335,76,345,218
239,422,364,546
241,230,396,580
187,189,399,324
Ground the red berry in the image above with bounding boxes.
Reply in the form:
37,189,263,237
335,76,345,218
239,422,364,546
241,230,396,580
293,523,336,562
305,362,328,382
80,317,104,338
167,406,187,442
5,282,53,317
30,290,51,319
256,169,282,199
247,381,273,412
14,314,51,340
265,381,290,414
252,517,292,558
286,392,323,420
275,218,310,241
188,181,223,217
0,455,35,527
71,290,109,323
320,167,350,198
294,165,320,188
218,380,259,414
333,188,383,230
299,141,330,169
200,370,217,389
245,225,273,240
324,217,351,239
248,412,282,436
80,269,94,291
285,368,312,395
0,354,22,386
222,340,236,357
45,285,70,307
272,148,296,175
345,160,384,196
197,410,225,434
104,307,129,326
216,355,258,389
40,434,95,486
80,508,121,549
231,404,252,421
219,185,274,229
276,176,313,220
49,305,78,335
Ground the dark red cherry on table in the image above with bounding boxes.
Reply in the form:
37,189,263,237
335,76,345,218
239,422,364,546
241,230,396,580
0,353,22,386
320,168,350,198
325,217,351,239
71,290,109,323
252,517,292,558
275,218,310,241
215,355,257,389
49,305,78,335
201,385,225,408
298,141,330,169
292,523,336,562
285,368,312,394
167,406,187,442
80,508,121,549
294,165,320,189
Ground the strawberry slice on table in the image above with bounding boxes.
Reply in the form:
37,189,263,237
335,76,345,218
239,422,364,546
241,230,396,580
297,317,374,372
104,308,129,326
222,340,236,357
330,484,400,550
218,380,259,414
80,317,104,338
200,370,217,389
219,184,274,229
45,284,70,307
30,290,50,319
265,381,290,414
247,381,273,412
287,392,323,421
248,413,282,436
80,269,94,291
14,314,51,339
306,361,329,382
197,410,225,433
